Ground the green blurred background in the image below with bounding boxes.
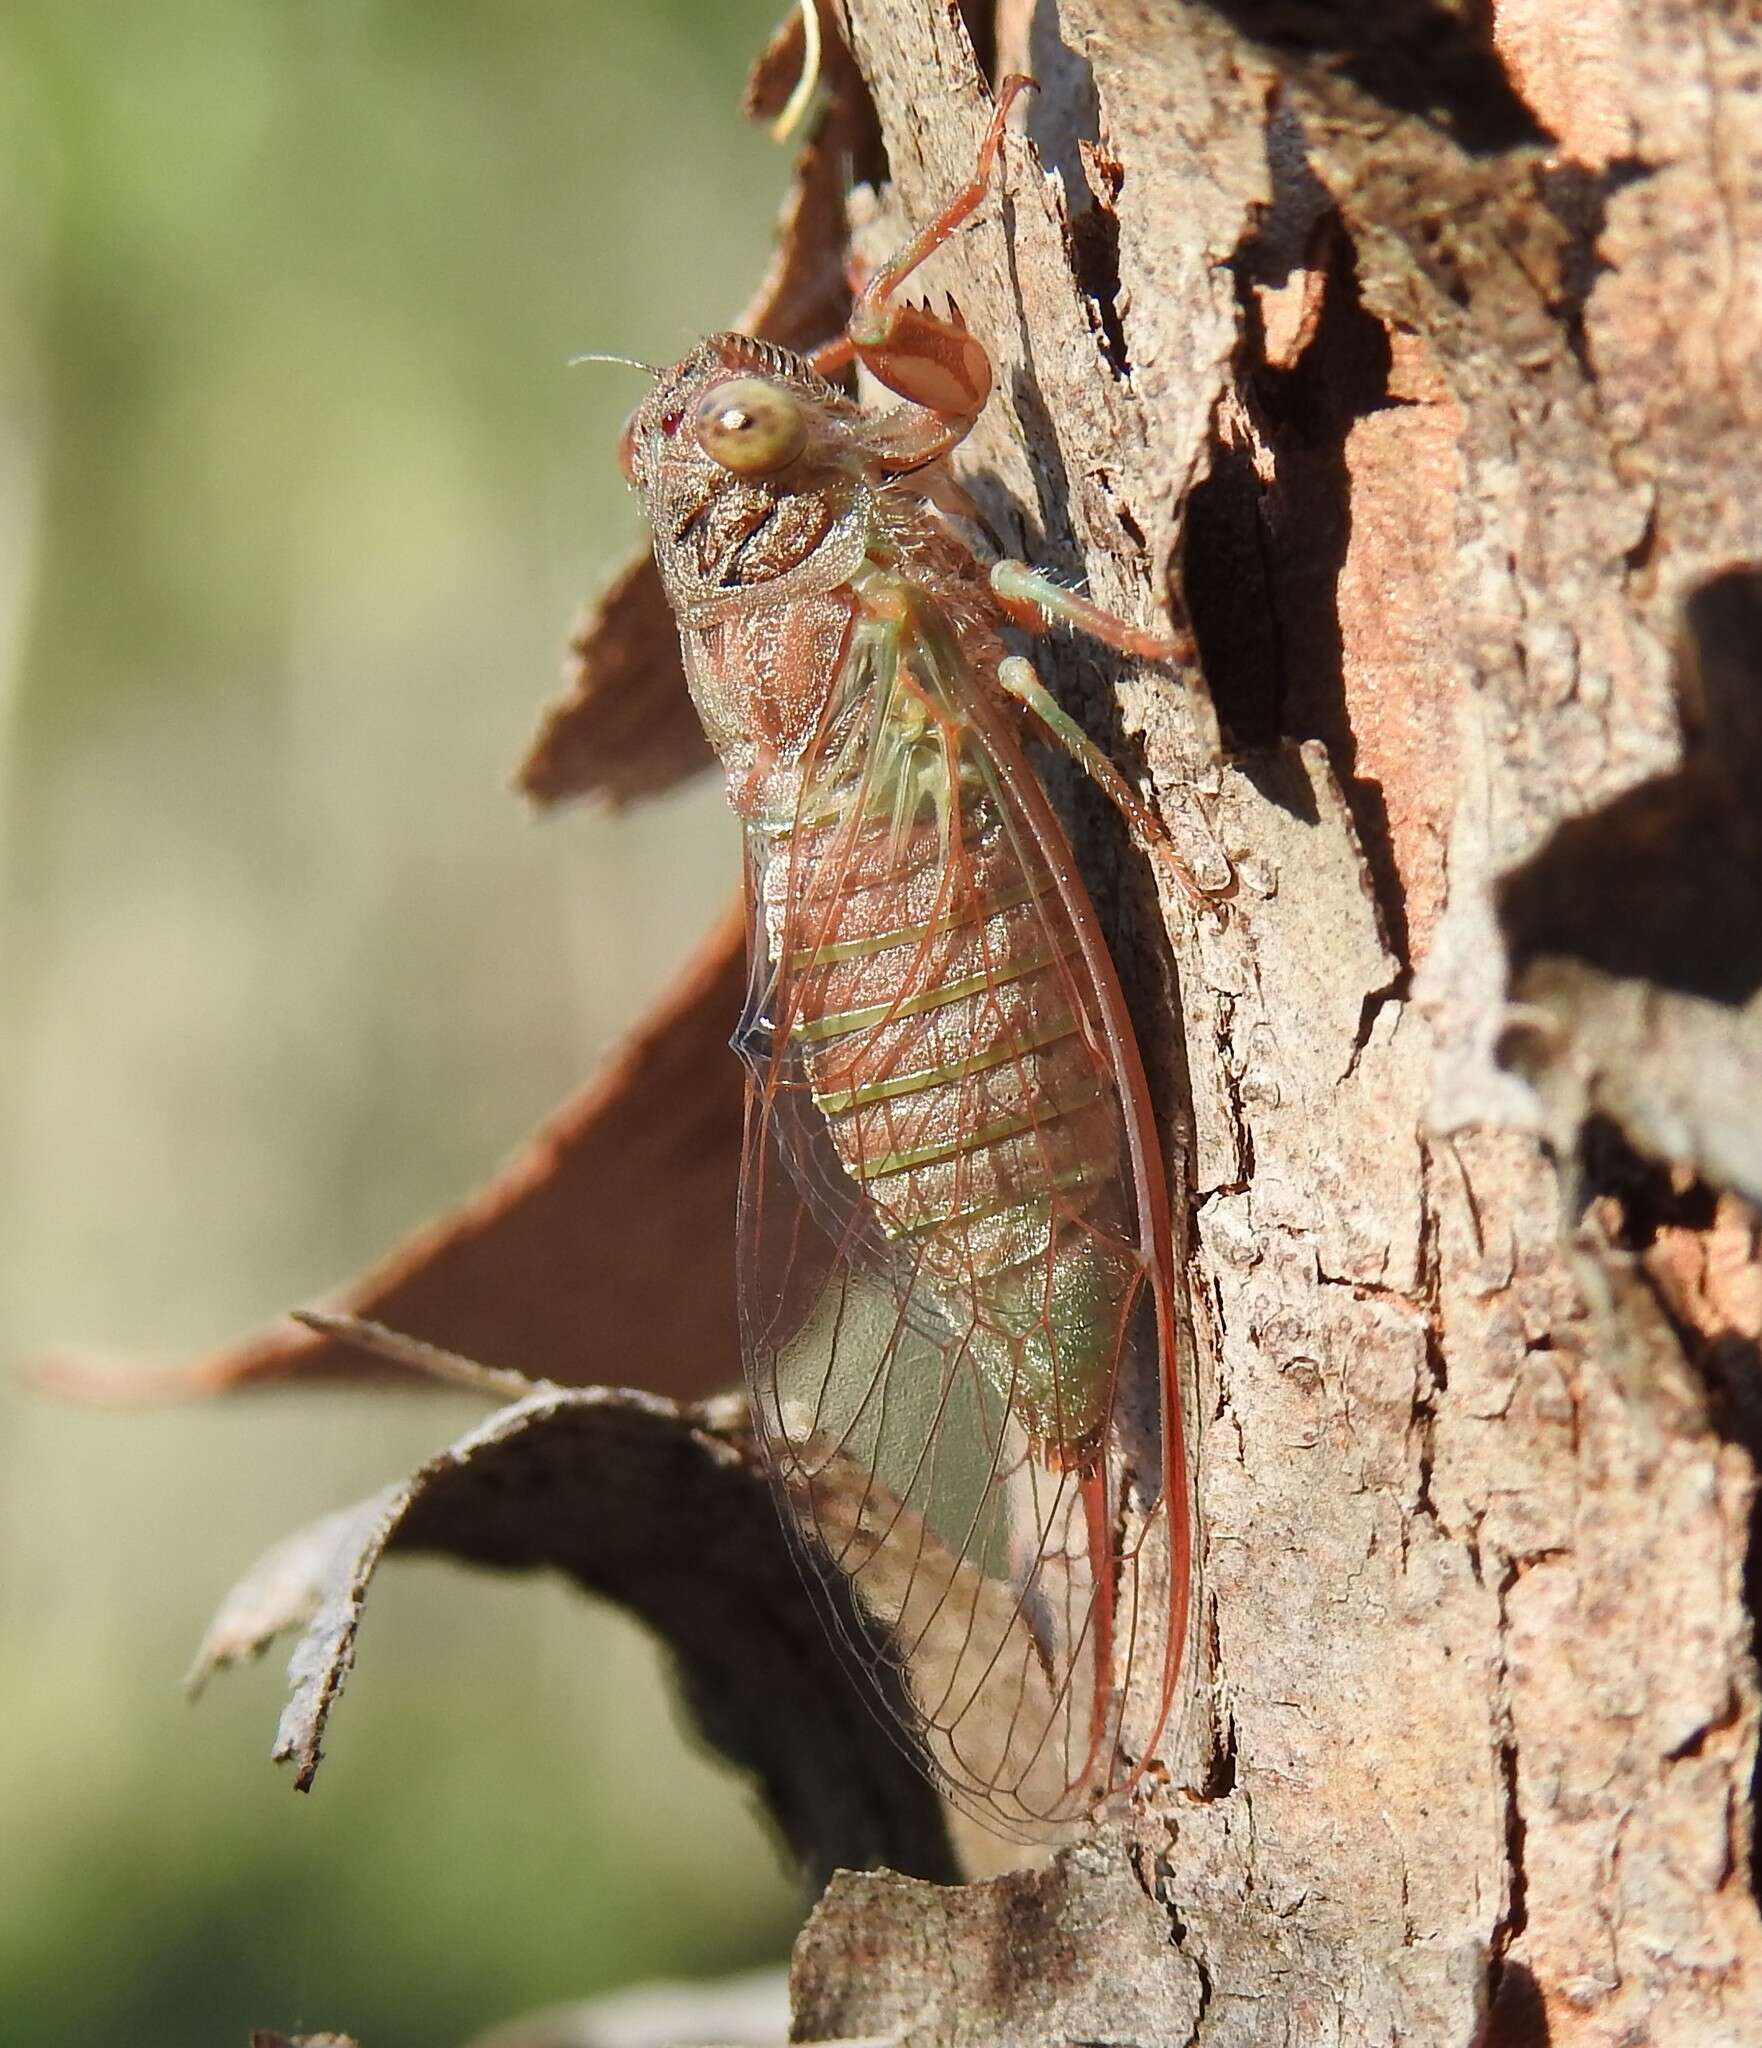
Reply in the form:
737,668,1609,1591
0,3,802,2041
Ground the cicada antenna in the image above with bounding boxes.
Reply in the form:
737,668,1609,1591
566,351,659,375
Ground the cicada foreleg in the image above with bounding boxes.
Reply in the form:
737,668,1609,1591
808,76,1035,472
989,557,1194,668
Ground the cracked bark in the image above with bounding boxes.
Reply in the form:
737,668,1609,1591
789,2,1762,2044
162,3,1761,2041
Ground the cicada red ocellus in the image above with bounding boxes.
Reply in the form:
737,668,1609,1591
617,78,1194,1838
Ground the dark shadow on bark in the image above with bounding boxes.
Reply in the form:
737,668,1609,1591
1183,205,1413,966
1193,0,1546,153
1483,1957,1552,2046
1500,567,1762,1007
1536,156,1652,377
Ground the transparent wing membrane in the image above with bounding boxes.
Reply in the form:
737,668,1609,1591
734,590,1188,1837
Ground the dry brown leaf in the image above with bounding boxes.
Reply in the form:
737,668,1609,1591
744,1,824,129
517,3,873,813
516,551,713,810
739,5,880,318
48,901,746,1405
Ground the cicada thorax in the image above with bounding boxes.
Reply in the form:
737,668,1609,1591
755,590,1148,1469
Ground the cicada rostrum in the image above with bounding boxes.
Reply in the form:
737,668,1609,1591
617,77,1195,1838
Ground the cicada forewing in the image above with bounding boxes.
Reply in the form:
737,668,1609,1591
732,599,1189,1839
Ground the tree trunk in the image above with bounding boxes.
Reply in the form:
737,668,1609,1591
178,3,1762,2042
788,2,1762,2043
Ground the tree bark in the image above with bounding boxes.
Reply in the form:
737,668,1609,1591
176,3,1762,2042
790,2,1762,2043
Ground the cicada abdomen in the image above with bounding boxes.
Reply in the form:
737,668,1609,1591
617,78,1194,1838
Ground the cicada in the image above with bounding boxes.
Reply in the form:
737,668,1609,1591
617,77,1193,1838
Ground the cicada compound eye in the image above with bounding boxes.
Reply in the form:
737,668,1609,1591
691,376,807,476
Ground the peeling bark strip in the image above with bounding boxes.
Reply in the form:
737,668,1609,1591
517,9,877,811
51,901,749,1406
195,1382,958,1890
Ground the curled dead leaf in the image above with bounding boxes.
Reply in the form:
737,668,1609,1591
194,1377,960,1888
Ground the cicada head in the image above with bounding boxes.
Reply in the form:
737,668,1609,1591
620,334,874,619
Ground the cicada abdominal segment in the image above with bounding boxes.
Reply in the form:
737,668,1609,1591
616,75,1194,1842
